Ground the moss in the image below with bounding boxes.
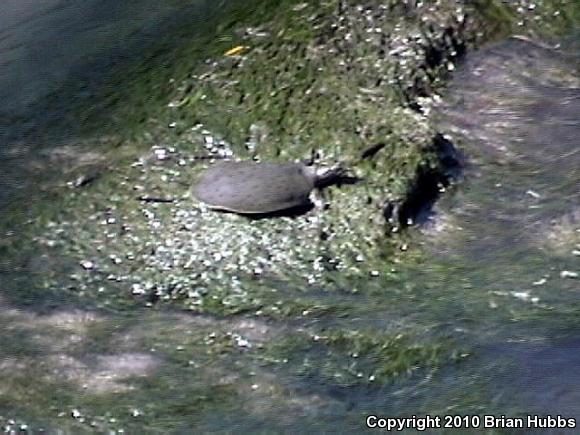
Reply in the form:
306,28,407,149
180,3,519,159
80,381,237,433
12,0,575,320
470,0,580,43
470,0,517,41
261,328,464,387
63,0,314,143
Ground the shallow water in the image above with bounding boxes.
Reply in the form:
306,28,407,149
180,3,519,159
0,0,213,119
0,0,219,211
426,35,580,418
1,3,579,432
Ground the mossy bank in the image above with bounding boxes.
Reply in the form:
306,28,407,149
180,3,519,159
27,0,576,314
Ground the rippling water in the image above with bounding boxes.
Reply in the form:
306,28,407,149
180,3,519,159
0,0,208,119
428,35,580,418
0,0,220,211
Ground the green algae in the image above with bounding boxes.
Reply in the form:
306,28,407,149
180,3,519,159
6,0,576,317
30,0,471,320
0,309,248,432
260,328,464,388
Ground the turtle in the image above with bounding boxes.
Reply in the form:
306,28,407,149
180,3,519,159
193,160,349,215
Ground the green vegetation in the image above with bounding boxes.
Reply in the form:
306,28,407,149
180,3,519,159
261,328,464,387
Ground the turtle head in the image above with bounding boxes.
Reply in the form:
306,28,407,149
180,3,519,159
311,163,355,189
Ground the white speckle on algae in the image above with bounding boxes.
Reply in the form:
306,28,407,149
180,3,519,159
560,271,578,279
80,260,94,270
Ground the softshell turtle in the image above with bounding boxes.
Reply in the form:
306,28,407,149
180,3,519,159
193,161,346,214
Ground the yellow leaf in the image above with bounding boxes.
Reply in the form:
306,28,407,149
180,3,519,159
224,45,248,56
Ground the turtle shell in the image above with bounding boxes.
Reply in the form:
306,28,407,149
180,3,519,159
193,161,316,214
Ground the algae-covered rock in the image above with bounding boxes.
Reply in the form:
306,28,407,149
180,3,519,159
33,0,479,315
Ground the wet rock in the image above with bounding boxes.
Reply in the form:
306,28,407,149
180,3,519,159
384,133,462,229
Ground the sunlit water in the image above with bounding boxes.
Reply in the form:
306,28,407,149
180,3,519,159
0,3,579,431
